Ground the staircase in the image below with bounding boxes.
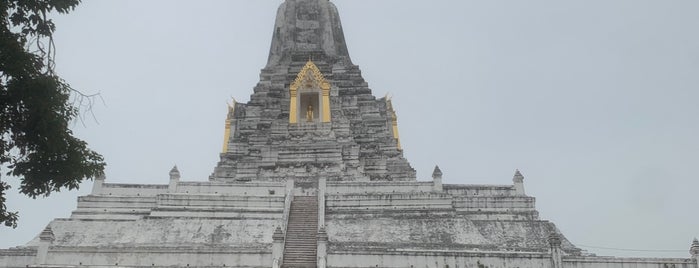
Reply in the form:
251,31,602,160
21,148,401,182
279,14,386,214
282,196,318,268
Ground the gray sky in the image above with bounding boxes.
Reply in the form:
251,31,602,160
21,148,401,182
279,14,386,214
2,0,698,258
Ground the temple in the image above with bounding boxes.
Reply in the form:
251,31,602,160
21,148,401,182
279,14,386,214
1,0,697,268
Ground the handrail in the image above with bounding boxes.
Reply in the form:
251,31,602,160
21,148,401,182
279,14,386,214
317,178,327,268
279,179,294,265
282,189,294,232
317,178,326,230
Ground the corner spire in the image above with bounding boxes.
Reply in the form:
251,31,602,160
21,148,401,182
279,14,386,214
432,165,443,192
513,169,524,183
432,166,443,178
513,169,526,195
169,165,180,180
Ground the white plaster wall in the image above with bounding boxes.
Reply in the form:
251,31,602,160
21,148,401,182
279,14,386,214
44,249,270,267
98,184,167,196
156,194,284,209
76,196,157,209
177,182,285,196
452,196,536,212
35,218,280,248
459,212,539,221
328,182,434,195
444,185,516,197
327,252,552,268
326,214,490,246
71,195,156,220
563,257,697,268
0,250,36,268
326,193,452,211
327,253,698,268
149,209,283,219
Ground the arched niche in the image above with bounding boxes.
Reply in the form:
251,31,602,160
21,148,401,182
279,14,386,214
289,60,331,124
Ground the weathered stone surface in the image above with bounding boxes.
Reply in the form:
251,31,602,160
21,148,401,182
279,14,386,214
2,1,696,268
211,0,414,183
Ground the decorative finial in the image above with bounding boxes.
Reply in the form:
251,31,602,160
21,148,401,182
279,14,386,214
691,238,699,259
432,165,443,179
273,226,285,242
513,169,524,183
317,227,328,241
169,165,180,180
39,226,55,242
548,232,562,248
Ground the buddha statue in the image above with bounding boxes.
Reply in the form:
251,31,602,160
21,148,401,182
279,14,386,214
306,105,314,122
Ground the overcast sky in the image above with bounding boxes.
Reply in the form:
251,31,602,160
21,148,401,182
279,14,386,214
2,0,698,258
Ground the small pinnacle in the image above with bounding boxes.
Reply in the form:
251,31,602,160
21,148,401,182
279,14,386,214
317,227,329,241
513,169,524,183
39,226,55,242
169,165,180,179
514,169,524,177
432,165,443,177
548,232,562,247
272,226,284,241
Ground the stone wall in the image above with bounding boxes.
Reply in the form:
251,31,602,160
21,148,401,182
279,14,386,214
327,181,434,195
327,251,553,268
177,181,286,196
0,248,36,268
42,248,270,268
96,183,167,196
325,252,698,268
563,257,697,268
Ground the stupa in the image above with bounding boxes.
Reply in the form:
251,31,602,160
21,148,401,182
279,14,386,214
1,0,697,267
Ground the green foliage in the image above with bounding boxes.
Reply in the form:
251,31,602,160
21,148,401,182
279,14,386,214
0,0,105,228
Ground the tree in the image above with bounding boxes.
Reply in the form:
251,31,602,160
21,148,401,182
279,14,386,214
0,0,105,228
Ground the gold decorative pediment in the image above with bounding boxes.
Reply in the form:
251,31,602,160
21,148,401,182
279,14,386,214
291,60,330,93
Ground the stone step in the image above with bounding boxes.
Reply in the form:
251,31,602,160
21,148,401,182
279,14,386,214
285,242,316,245
282,264,316,268
284,260,315,262
284,259,316,262
282,197,318,268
